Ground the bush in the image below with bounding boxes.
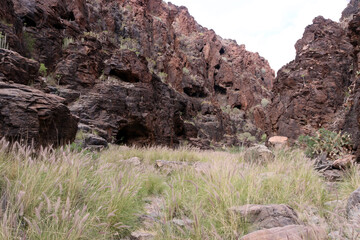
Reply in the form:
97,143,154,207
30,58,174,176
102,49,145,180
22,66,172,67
298,128,352,159
39,63,47,77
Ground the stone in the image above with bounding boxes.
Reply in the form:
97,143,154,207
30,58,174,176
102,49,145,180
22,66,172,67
240,225,327,240
346,186,360,221
130,231,155,240
83,134,108,149
244,145,275,164
0,81,78,147
268,136,288,149
155,160,189,173
0,49,39,85
229,204,300,231
122,157,142,166
321,169,343,182
332,154,355,169
172,218,194,227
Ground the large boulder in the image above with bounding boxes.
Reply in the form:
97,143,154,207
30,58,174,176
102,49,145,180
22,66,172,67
243,145,275,164
346,186,360,221
229,204,300,231
240,225,327,240
0,49,39,85
0,81,78,147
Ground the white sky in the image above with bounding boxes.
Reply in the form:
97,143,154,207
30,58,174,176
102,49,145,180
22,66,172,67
169,0,350,72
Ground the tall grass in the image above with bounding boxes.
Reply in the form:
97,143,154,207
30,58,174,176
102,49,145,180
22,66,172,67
0,140,354,239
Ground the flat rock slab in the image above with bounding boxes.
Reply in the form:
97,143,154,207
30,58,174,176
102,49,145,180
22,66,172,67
229,204,300,230
240,225,327,240
268,136,288,148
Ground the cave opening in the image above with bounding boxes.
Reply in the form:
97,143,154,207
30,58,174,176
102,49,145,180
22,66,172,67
183,87,207,98
214,64,221,70
22,16,36,27
116,122,150,145
109,69,140,83
214,84,227,95
219,47,225,55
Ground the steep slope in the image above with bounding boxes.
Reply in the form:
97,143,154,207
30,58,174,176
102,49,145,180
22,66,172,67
1,0,275,147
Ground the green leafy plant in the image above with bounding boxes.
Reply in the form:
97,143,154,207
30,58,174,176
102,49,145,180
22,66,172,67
23,31,35,54
298,128,352,159
0,32,9,49
39,63,47,77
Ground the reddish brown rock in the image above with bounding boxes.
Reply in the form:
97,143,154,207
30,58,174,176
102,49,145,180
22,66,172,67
0,49,39,85
229,204,300,231
0,81,78,147
270,16,353,139
332,154,355,169
240,225,327,240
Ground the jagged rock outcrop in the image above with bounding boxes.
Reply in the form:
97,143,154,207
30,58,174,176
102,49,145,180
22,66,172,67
0,81,78,147
0,49,39,85
0,0,275,147
270,16,353,139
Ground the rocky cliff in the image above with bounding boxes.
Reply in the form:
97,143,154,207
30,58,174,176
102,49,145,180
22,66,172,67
0,0,275,147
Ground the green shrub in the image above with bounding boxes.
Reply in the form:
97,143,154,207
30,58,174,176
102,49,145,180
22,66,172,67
298,128,352,159
39,63,47,77
261,98,270,108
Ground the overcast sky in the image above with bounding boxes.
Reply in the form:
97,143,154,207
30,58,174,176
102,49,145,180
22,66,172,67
169,0,349,72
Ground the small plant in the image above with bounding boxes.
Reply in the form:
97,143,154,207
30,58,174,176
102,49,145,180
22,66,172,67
261,98,270,108
182,67,190,75
23,31,35,54
0,32,9,49
62,37,74,49
298,128,353,159
39,63,47,77
158,72,168,82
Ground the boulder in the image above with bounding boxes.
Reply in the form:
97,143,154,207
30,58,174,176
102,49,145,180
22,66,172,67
83,134,108,149
0,49,39,85
0,81,78,147
244,145,275,164
268,136,288,149
346,186,360,221
229,204,300,231
240,225,327,240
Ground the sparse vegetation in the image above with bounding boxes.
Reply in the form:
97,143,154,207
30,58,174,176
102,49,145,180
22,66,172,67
39,63,47,77
23,31,35,55
261,98,270,108
298,128,353,159
182,67,190,75
0,32,9,50
62,37,74,49
1,138,351,239
158,72,168,82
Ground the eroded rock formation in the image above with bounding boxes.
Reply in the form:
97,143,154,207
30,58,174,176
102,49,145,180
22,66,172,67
0,0,275,148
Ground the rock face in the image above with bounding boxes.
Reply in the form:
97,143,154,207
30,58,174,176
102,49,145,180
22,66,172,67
270,16,353,139
0,49,39,85
0,0,275,148
0,81,78,147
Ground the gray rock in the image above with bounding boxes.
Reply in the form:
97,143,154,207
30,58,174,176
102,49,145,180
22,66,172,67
229,204,300,231
130,231,155,240
346,187,360,221
244,145,274,164
84,134,108,148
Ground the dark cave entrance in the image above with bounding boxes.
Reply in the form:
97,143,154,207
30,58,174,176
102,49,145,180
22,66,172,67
116,122,150,145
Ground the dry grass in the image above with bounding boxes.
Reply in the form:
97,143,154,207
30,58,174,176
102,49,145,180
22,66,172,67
0,140,358,239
